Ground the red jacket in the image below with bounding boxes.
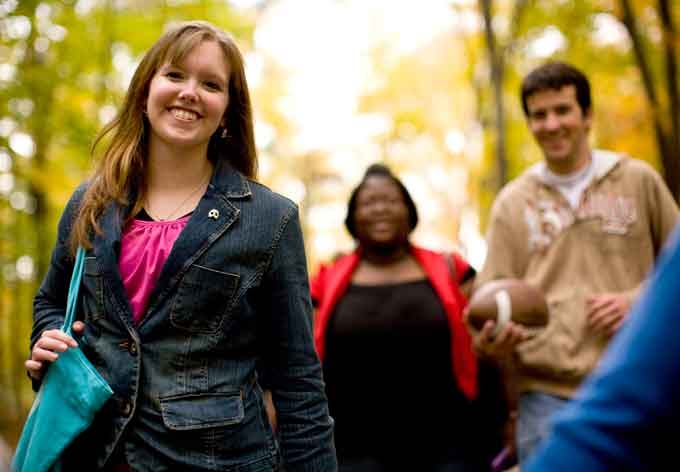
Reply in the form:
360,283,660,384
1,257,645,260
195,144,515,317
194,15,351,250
310,245,478,400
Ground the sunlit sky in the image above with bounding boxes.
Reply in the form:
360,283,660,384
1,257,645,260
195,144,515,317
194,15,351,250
235,0,631,268
244,0,493,266
253,0,461,153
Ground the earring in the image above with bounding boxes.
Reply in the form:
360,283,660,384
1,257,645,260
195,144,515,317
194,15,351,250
221,127,228,139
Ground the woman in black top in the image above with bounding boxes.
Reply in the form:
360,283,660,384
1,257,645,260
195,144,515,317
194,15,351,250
311,164,507,471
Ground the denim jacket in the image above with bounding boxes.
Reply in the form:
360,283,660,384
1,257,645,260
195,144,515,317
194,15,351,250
31,162,337,471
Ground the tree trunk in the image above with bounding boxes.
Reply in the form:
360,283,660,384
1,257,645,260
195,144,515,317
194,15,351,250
619,0,680,201
657,0,680,200
479,0,508,190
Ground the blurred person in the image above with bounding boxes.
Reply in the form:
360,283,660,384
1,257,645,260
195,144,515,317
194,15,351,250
524,223,680,471
311,164,508,471
24,21,336,471
470,60,678,465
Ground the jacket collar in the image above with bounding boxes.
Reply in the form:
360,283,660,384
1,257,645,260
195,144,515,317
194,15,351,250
210,159,252,199
93,159,250,330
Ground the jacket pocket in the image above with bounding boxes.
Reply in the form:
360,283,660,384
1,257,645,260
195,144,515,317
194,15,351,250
170,264,240,333
158,389,279,470
160,390,244,430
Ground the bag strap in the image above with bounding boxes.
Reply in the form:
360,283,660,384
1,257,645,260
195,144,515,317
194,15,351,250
62,246,85,335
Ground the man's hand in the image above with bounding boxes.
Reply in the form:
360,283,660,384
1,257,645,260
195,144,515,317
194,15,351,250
586,292,631,337
465,309,528,360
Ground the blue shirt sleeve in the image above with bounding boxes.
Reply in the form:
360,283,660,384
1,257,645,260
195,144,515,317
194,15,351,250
524,224,680,471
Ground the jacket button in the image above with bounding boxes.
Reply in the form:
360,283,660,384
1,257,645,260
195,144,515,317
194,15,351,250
129,343,137,356
119,400,132,417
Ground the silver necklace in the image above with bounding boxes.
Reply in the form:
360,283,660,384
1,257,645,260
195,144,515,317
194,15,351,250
145,172,210,221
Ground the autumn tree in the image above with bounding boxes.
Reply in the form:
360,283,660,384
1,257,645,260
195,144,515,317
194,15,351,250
477,0,529,191
616,0,680,201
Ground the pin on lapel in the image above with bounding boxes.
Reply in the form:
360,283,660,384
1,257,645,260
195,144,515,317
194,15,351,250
208,209,220,220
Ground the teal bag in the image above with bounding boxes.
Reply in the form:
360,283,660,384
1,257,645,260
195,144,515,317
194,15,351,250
12,247,114,472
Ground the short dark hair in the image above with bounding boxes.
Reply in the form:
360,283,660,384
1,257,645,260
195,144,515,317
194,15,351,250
344,163,418,239
520,61,591,116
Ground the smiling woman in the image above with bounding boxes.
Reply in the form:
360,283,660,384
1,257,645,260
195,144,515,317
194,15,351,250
146,41,230,152
310,163,509,471
24,20,336,472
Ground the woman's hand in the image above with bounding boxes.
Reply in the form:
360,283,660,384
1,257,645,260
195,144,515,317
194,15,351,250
25,321,85,381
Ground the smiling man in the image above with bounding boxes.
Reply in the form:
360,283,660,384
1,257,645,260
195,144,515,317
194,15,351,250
468,61,679,466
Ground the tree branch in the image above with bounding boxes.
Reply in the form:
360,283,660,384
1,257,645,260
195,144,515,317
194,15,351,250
478,0,507,188
658,0,679,149
619,0,660,108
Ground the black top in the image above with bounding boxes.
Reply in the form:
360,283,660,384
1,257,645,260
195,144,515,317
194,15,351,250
323,279,482,466
135,208,193,221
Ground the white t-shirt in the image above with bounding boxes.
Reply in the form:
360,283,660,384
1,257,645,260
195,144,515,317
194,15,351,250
540,158,595,209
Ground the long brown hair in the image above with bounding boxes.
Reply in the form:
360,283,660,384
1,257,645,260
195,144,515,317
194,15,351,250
70,21,257,253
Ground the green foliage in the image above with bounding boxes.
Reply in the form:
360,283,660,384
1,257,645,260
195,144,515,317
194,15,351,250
1,0,676,451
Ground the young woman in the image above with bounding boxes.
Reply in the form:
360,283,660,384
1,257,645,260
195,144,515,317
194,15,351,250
25,21,336,471
311,164,507,471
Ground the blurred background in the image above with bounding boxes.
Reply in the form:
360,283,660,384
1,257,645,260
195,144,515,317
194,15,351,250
1,0,679,450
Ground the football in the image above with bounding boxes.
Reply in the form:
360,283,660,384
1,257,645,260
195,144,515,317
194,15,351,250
466,278,549,332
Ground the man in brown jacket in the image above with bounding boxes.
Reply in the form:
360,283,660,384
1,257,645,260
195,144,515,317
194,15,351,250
471,61,679,466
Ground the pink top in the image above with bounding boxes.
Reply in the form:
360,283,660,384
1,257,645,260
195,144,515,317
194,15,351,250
119,215,190,324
